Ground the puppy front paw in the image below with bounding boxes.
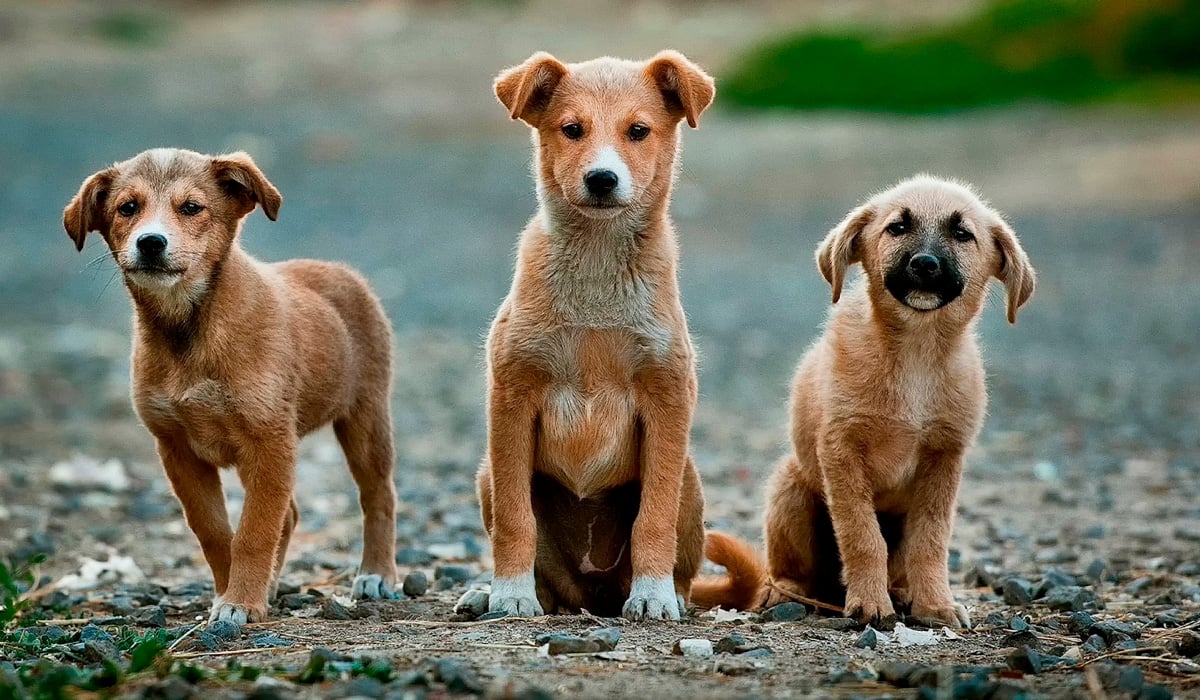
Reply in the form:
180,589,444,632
351,573,397,600
487,573,544,617
209,596,267,625
622,576,681,621
911,599,971,629
844,587,896,627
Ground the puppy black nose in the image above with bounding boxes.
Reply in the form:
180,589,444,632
908,253,942,280
584,169,619,196
136,233,168,255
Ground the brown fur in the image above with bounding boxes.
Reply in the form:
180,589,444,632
461,52,715,620
698,176,1035,627
63,148,399,623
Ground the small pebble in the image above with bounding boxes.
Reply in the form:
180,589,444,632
402,571,429,597
1007,646,1074,674
319,599,353,620
808,617,858,631
433,565,473,585
855,627,878,649
1008,616,1029,632
1041,586,1097,612
131,606,167,628
1001,630,1039,650
433,658,483,694
208,619,241,641
760,602,807,622
1002,578,1033,605
673,638,714,659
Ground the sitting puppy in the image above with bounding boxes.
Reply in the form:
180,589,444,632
694,175,1035,628
63,149,399,624
455,51,715,620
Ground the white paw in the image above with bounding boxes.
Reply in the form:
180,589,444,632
209,598,251,625
454,588,490,617
622,576,681,621
488,572,544,617
351,573,396,600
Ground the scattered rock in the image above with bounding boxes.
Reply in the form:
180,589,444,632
1041,586,1098,612
131,605,167,628
714,633,746,654
402,571,429,597
760,602,807,622
1007,646,1074,674
1001,630,1040,650
855,627,879,649
1089,620,1139,644
1001,578,1034,605
250,632,293,648
319,598,353,620
279,593,317,610
433,658,483,694
1082,634,1107,653
208,619,241,641
1008,616,1029,632
673,638,714,659
433,565,473,585
1067,611,1097,634
808,617,857,631
140,677,196,700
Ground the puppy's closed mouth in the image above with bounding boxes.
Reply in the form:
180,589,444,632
124,266,187,288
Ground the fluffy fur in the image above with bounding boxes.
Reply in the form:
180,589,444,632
695,176,1035,628
63,148,399,624
458,51,715,620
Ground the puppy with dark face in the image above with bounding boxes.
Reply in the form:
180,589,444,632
693,176,1035,628
64,149,399,625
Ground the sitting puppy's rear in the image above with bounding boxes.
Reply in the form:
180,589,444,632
63,149,399,624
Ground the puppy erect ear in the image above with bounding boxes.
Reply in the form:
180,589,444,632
494,52,569,127
63,167,117,252
991,218,1036,324
644,50,716,128
211,152,282,221
815,204,874,304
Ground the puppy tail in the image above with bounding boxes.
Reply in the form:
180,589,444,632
690,531,767,612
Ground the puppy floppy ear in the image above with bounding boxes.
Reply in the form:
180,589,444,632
644,50,715,128
63,167,117,252
815,204,873,304
991,218,1035,324
494,52,569,127
211,152,282,221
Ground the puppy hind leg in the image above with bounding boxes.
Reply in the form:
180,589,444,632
762,458,822,609
335,401,399,600
268,499,300,601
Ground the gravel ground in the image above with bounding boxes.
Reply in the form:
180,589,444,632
1,2,1198,698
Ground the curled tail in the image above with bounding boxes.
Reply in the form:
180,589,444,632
690,531,767,611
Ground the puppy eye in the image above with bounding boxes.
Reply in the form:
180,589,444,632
628,124,650,141
886,221,907,235
953,227,975,242
562,123,584,140
180,201,204,216
116,200,139,217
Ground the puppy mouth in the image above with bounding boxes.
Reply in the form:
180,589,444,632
123,265,187,287
573,201,628,220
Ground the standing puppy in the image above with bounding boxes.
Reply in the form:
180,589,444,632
695,176,1035,628
63,149,399,624
457,52,714,620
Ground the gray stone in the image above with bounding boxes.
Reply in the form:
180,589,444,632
131,605,167,628
760,602,807,622
402,571,429,597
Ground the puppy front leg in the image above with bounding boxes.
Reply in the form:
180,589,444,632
485,384,543,617
625,375,692,621
158,438,233,595
819,436,895,625
902,448,969,628
213,438,296,624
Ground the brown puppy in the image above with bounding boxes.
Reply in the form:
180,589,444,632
454,52,714,620
63,148,399,624
694,176,1035,628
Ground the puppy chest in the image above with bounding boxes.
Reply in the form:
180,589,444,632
137,380,242,467
537,383,639,493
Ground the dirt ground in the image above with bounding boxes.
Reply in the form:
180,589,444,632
1,1,1199,698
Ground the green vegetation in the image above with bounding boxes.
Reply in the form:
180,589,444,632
722,0,1200,112
0,554,45,631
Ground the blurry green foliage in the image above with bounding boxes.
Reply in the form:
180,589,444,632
723,0,1200,112
93,10,169,47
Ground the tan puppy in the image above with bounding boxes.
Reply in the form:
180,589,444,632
694,176,1035,628
63,149,399,624
454,51,714,620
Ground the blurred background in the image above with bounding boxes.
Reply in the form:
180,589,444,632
1,0,1198,582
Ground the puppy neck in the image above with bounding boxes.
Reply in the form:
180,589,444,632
840,279,978,358
128,245,253,355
